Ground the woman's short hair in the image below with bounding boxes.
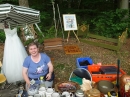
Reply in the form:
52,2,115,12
27,42,39,49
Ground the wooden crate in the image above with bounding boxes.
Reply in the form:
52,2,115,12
64,45,82,54
43,38,63,51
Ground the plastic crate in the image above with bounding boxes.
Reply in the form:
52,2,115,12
88,65,126,82
76,57,93,69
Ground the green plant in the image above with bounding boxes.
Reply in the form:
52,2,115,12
44,26,56,39
0,30,5,43
36,32,44,44
81,21,88,25
23,38,34,46
54,63,65,70
91,9,129,38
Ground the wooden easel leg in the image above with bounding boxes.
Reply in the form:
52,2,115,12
67,31,70,43
73,30,80,43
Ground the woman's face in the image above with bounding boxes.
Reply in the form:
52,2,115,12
28,45,39,57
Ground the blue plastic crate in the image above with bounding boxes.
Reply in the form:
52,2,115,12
76,57,93,69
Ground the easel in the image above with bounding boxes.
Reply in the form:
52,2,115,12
67,30,80,43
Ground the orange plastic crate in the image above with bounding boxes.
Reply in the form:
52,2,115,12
88,65,126,82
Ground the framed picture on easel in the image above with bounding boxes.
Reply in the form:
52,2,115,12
63,14,78,31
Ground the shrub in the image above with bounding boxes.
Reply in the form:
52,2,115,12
91,9,129,38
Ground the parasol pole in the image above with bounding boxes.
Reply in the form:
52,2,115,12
57,4,64,39
116,59,121,97
52,0,58,37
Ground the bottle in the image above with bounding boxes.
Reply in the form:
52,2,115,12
40,76,45,88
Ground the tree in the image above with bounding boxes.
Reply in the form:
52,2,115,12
119,0,129,20
119,0,129,9
19,0,29,7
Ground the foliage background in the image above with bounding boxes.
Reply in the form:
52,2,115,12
0,0,129,43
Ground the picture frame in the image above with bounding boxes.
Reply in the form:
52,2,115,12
62,14,77,31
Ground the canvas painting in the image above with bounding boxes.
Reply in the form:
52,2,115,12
63,14,77,31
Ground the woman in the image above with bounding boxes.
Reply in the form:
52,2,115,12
22,42,54,89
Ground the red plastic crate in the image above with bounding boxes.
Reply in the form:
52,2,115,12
88,65,126,82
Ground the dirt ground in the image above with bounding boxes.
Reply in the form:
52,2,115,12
48,38,130,82
0,38,130,97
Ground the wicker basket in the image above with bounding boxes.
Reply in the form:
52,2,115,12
54,81,80,93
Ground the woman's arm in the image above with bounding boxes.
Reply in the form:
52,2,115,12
46,61,54,80
22,67,30,89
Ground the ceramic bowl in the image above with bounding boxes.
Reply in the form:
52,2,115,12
97,80,114,94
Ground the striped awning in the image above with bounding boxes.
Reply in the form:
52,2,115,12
0,4,40,28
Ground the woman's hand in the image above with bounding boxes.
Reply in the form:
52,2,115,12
47,61,53,81
46,72,52,80
26,81,30,90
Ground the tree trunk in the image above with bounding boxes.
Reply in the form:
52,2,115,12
19,0,29,7
68,0,71,8
119,0,129,26
119,0,129,9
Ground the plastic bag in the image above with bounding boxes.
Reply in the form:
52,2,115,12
27,84,39,96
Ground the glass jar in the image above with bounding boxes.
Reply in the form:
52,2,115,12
86,88,100,97
75,89,84,97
